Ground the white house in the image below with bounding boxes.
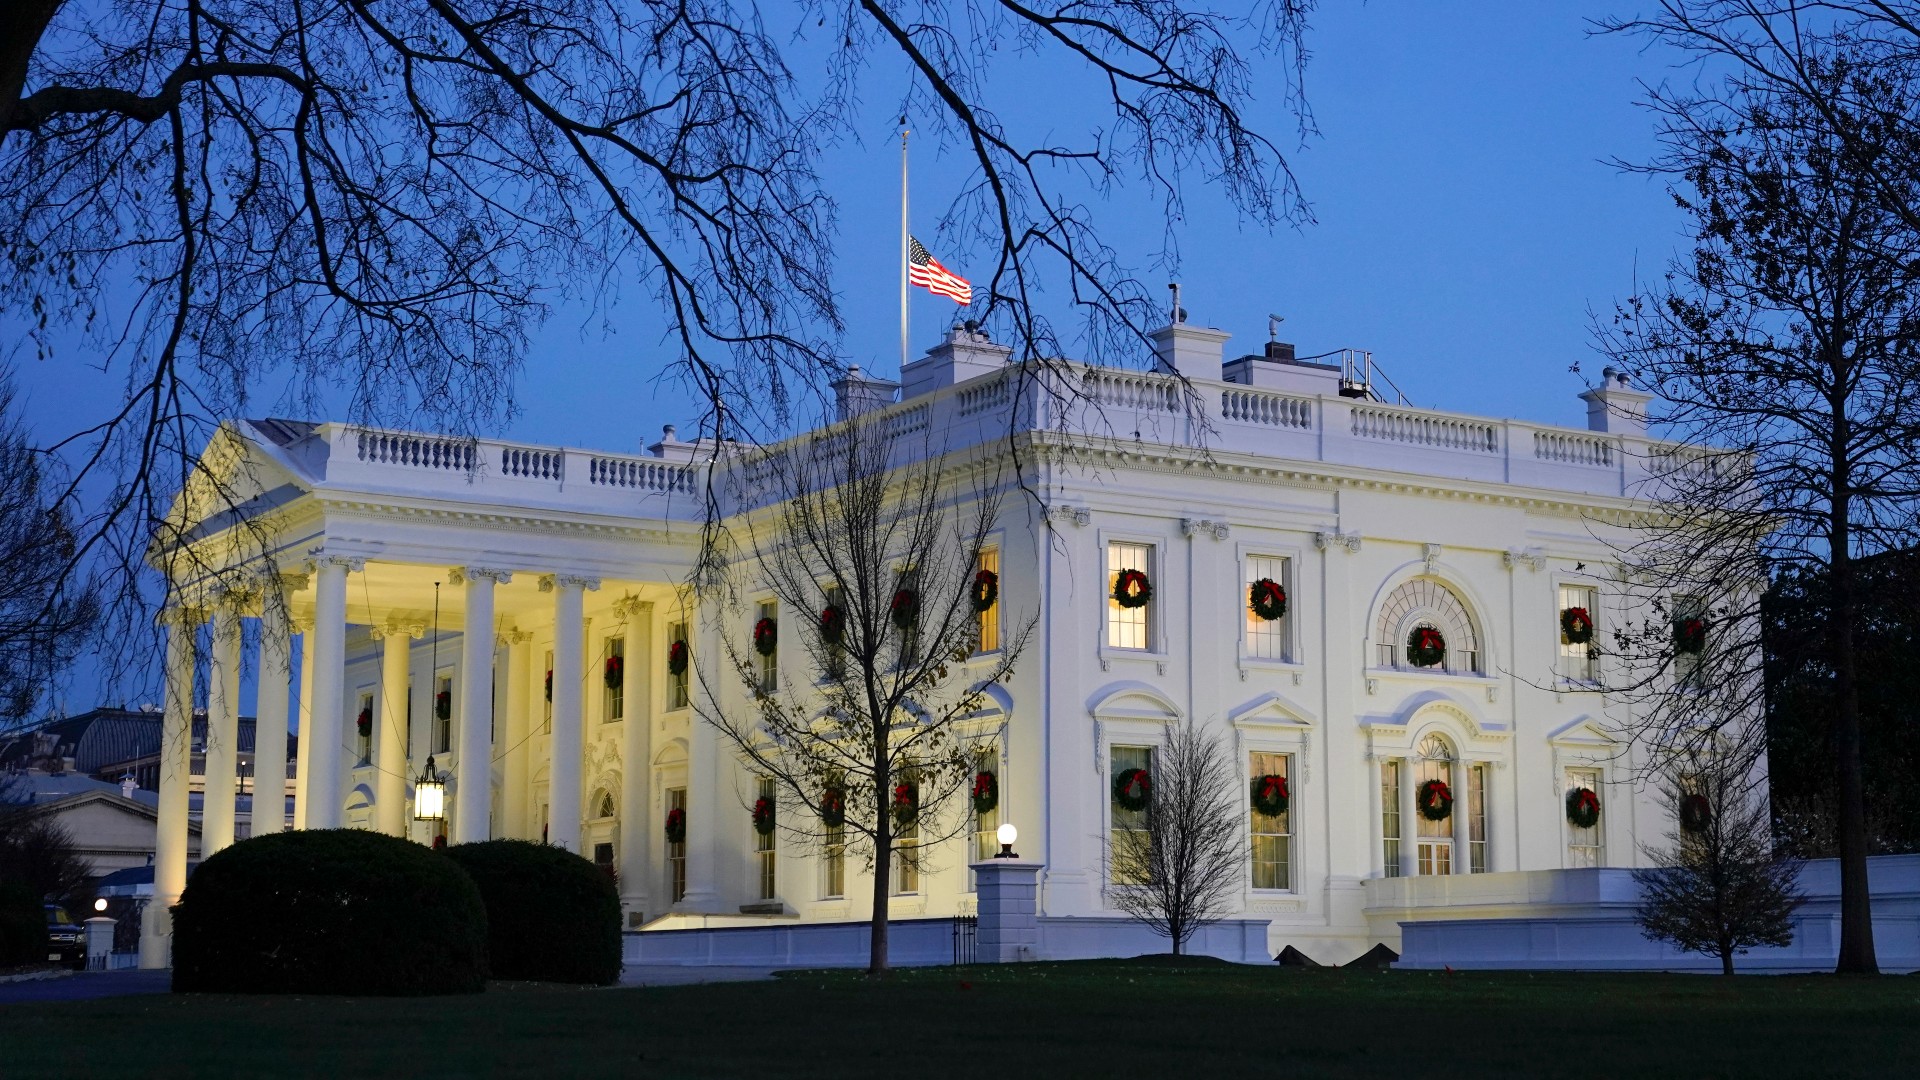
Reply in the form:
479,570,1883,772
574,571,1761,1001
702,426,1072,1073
141,316,1689,968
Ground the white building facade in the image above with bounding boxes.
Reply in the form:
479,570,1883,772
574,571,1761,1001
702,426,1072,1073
144,319,1680,968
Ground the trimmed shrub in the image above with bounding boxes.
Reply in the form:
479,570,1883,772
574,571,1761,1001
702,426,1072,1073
443,839,620,985
172,829,487,995
0,883,44,968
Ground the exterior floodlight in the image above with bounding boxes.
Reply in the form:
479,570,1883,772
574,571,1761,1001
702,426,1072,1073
995,821,1018,859
93,898,108,913
414,757,446,822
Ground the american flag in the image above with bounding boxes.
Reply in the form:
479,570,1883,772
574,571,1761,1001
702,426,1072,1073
907,235,972,305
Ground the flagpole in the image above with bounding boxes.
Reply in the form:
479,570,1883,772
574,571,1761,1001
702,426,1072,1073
900,123,910,372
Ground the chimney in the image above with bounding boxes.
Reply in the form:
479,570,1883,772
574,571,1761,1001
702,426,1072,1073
901,323,1012,399
831,366,900,421
1148,322,1232,383
1578,367,1654,435
120,774,137,799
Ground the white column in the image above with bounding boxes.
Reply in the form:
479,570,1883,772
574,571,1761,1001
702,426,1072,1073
140,609,197,969
543,573,597,852
619,600,654,923
680,609,722,910
454,568,511,843
202,599,242,855
254,585,297,837
292,620,315,829
502,631,533,839
1451,757,1472,874
1399,758,1418,877
375,621,421,836
304,555,357,829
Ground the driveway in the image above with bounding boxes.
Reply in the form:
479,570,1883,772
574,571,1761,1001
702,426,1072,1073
0,970,172,1004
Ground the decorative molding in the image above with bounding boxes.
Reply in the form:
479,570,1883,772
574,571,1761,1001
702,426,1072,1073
611,594,652,620
538,573,603,593
1487,684,1500,704
1046,504,1092,528
370,620,427,641
1313,529,1362,553
450,566,513,586
1422,543,1442,572
305,552,367,574
1502,547,1547,572
1365,677,1379,696
1179,517,1230,541
495,628,532,648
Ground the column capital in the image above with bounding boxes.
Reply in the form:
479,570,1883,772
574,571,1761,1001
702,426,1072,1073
610,594,653,619
539,573,602,593
306,552,367,574
156,604,206,628
1502,546,1546,572
449,566,514,586
496,628,533,648
369,619,427,641
1313,529,1362,554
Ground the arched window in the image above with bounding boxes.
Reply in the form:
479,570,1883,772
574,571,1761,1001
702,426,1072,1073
1414,734,1456,874
1373,578,1482,674
591,790,616,820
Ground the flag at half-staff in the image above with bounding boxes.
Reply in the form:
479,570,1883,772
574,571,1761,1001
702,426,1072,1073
907,235,972,305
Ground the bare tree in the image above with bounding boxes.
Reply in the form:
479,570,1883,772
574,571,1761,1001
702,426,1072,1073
1105,716,1241,957
1635,758,1806,975
0,369,98,728
0,1,1318,684
0,777,94,904
1591,45,1920,974
697,411,1031,976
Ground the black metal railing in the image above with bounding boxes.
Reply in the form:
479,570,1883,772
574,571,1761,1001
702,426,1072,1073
952,914,977,966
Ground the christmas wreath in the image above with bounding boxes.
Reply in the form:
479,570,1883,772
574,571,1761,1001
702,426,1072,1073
544,669,553,702
667,640,689,676
1680,793,1712,834
664,807,687,845
1565,786,1601,830
435,689,452,721
604,655,623,690
1249,578,1288,622
752,617,778,656
1674,617,1707,656
971,770,999,814
971,569,999,613
820,788,846,828
1250,773,1290,817
1417,778,1454,821
819,604,845,646
1112,568,1152,609
890,779,920,826
890,588,920,631
1112,767,1151,813
356,707,373,739
1560,606,1595,645
751,796,776,836
1407,626,1447,668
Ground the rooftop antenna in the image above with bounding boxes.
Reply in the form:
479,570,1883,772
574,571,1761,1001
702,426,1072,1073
1268,314,1284,342
1168,282,1183,324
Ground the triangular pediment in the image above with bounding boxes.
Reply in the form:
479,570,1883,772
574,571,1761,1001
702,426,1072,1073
1547,714,1617,747
155,421,318,561
1227,690,1316,728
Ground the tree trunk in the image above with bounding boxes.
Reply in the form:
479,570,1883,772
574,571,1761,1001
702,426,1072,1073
1720,946,1734,977
0,0,64,136
866,695,891,978
1830,495,1879,973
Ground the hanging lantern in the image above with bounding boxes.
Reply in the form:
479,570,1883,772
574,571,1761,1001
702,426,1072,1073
414,756,446,821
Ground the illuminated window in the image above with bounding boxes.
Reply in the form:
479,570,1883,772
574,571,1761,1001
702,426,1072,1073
975,549,1001,654
1245,555,1291,661
1249,751,1292,890
1107,542,1153,651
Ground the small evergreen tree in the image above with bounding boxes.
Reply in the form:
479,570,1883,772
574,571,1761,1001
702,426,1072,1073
1634,760,1805,975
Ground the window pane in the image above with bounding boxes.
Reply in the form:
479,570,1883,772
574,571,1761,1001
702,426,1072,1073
756,602,778,692
1381,760,1402,878
1469,763,1487,874
1107,542,1152,650
976,549,1000,654
606,636,625,721
756,777,776,900
1250,751,1291,890
1245,556,1289,661
1567,767,1602,868
1559,584,1598,682
1110,745,1153,884
669,622,689,709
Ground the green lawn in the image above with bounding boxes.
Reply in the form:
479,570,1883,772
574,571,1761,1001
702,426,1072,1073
4,960,1917,1078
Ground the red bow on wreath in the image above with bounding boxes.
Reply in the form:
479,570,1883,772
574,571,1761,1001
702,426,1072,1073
1424,780,1451,807
1574,789,1599,813
972,773,993,799
892,783,913,807
1262,775,1288,800
1413,628,1444,651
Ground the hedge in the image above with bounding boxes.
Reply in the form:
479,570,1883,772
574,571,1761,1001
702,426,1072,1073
0,883,43,968
172,829,487,995
443,840,620,985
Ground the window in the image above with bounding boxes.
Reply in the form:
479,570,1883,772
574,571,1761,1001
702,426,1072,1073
1107,541,1154,650
975,548,1001,654
356,692,374,764
755,601,778,693
1559,583,1599,682
1673,594,1707,686
894,568,922,667
1567,767,1603,867
823,585,846,681
605,636,626,722
971,747,1000,865
1249,751,1292,890
434,673,453,755
668,622,690,710
892,767,921,895
542,649,554,731
1373,578,1481,674
666,787,687,903
754,777,777,900
1245,555,1291,661
1415,734,1454,876
1468,763,1488,873
1381,760,1403,878
822,820,846,900
1109,745,1153,884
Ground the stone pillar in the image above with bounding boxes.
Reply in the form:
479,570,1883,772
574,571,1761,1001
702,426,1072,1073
202,599,242,855
374,621,422,836
304,555,358,830
292,619,315,829
618,598,654,925
501,630,532,839
679,609,722,910
1399,759,1418,877
971,860,1044,962
84,916,115,971
453,568,511,843
140,608,197,969
1451,756,1472,874
543,574,597,852
254,584,299,837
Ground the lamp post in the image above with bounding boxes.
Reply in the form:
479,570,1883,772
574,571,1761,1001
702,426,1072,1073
995,821,1019,859
414,756,447,847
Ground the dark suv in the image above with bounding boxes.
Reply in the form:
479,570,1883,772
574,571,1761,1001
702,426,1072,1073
43,905,83,969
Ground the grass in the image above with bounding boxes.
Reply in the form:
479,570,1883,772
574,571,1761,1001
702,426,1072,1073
3,960,1917,1078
